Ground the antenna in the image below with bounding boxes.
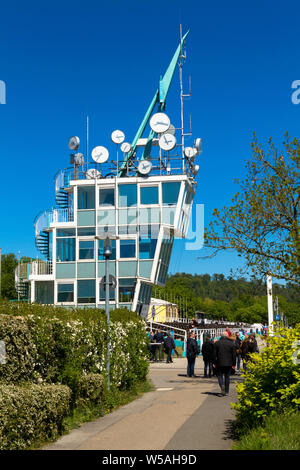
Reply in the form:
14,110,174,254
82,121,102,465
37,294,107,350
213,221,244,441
86,115,89,172
179,24,191,171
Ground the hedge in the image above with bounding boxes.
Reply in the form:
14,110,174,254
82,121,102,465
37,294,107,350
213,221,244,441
0,303,149,391
0,383,71,450
232,324,300,428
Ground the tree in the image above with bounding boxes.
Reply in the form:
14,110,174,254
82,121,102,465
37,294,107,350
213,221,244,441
0,253,18,299
204,133,300,285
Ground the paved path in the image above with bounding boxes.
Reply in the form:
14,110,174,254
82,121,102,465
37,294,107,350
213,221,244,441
45,357,243,451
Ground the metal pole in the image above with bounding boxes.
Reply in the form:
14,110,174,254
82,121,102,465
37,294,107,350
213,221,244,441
18,251,20,303
267,273,273,336
105,253,110,390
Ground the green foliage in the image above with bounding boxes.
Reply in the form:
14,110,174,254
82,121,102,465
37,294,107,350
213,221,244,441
0,383,71,450
75,373,105,408
0,253,18,299
0,314,36,383
154,273,300,325
0,302,149,391
232,325,300,428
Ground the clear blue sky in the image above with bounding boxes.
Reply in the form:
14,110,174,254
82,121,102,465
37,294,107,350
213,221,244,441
0,0,299,280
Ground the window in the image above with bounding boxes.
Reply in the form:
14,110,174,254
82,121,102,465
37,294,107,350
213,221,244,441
119,278,136,303
78,186,95,209
99,283,115,301
162,182,181,205
99,188,115,207
98,239,116,260
139,226,158,259
77,280,95,303
57,229,75,237
118,184,137,207
56,237,75,262
77,227,95,236
120,239,136,258
140,186,159,205
79,241,94,260
57,284,74,302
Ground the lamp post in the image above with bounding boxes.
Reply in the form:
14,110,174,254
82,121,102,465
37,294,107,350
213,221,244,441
103,236,112,390
267,273,274,336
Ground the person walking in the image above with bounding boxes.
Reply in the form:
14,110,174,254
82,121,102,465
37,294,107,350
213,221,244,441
186,331,200,377
213,331,236,396
164,332,176,363
235,332,242,373
153,329,165,362
201,335,214,378
241,333,259,371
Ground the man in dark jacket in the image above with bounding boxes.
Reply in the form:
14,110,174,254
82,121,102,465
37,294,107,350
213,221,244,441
213,332,236,396
186,331,200,377
201,335,214,378
164,332,176,363
153,329,165,361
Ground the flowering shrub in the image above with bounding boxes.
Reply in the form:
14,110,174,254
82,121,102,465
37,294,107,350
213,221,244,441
232,325,300,428
0,383,71,450
0,303,149,391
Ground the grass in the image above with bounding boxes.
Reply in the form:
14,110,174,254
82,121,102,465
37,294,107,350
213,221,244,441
232,411,300,450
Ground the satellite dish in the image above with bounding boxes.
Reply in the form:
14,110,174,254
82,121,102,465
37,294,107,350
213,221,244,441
72,152,84,166
195,138,202,155
68,136,80,151
193,164,200,175
150,112,170,134
91,146,109,164
86,168,101,179
162,124,176,136
111,130,125,145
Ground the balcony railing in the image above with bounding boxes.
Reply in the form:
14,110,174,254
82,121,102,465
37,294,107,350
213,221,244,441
50,208,74,224
15,260,53,281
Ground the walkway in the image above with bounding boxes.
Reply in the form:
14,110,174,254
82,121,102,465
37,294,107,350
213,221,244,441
45,356,243,451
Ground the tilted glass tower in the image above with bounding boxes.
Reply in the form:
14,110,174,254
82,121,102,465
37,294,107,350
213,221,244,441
15,31,201,318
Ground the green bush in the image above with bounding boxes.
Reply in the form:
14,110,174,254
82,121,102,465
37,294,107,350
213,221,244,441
232,325,300,428
75,373,105,408
0,303,149,391
0,383,71,450
0,315,36,384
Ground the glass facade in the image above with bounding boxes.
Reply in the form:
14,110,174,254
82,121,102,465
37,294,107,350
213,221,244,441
162,182,181,205
78,280,95,303
140,185,159,205
119,184,137,207
99,188,115,207
119,278,136,302
78,186,95,209
120,239,136,258
79,241,94,260
57,283,74,302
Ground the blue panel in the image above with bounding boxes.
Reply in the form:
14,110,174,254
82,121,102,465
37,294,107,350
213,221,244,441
97,210,115,226
77,262,96,278
57,283,74,302
77,227,95,236
139,260,153,278
98,261,116,277
119,261,137,277
77,210,95,226
118,184,137,207
162,182,181,205
56,263,76,279
162,207,176,225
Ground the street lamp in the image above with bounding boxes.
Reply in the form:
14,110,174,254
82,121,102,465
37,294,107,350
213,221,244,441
103,235,112,390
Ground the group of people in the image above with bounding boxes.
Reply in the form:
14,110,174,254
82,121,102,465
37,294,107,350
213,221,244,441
148,326,259,397
148,329,178,363
187,328,259,395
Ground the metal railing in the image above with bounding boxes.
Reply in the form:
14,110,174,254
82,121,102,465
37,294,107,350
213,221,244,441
15,260,53,281
50,208,74,224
